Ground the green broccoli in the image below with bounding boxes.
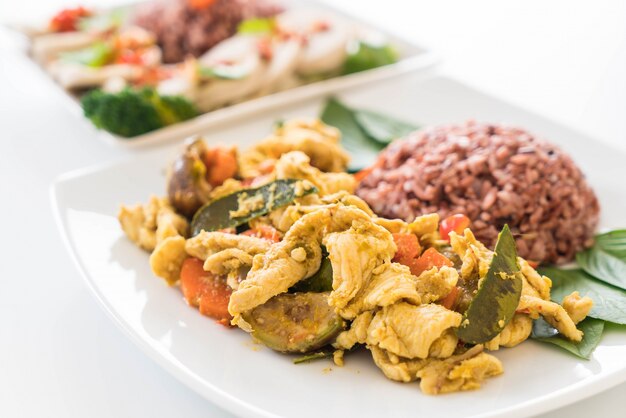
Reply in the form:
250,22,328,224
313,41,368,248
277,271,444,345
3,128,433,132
80,87,198,138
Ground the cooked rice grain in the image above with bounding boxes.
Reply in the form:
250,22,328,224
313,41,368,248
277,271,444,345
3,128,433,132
356,121,600,264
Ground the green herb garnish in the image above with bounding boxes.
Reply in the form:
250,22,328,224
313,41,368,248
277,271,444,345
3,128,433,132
576,229,626,291
539,267,626,325
60,41,114,67
237,17,276,35
531,317,604,360
456,225,523,344
343,40,398,75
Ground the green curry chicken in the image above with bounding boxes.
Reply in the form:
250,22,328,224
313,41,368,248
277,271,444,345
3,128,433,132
118,118,593,395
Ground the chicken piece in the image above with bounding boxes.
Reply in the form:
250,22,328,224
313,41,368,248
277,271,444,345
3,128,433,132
366,303,462,359
519,258,552,300
449,229,493,281
415,266,459,302
185,231,270,260
370,346,426,383
209,178,244,200
484,314,533,350
320,191,373,215
518,295,583,341
428,330,459,358
228,204,394,323
562,291,593,324
324,224,396,314
185,231,270,286
239,118,350,178
374,213,439,247
274,151,356,195
333,311,373,351
118,196,188,252
338,263,417,319
149,236,188,285
416,346,503,395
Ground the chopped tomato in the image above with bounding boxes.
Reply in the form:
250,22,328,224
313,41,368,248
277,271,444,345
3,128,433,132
257,38,273,61
438,286,460,310
242,225,282,243
188,0,217,10
180,258,232,326
202,147,238,187
49,6,91,32
527,260,539,269
115,50,144,65
405,247,453,276
392,233,421,264
439,214,471,242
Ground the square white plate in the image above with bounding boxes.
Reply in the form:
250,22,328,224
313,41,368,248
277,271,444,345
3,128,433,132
51,73,626,418
12,0,437,148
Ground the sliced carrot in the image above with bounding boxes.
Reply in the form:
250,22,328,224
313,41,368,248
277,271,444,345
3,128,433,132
242,225,282,243
439,286,460,310
353,164,377,183
406,247,453,277
203,147,238,187
392,233,421,264
180,258,232,326
439,214,471,242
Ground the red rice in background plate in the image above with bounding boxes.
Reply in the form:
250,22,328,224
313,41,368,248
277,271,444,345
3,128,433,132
133,0,282,63
356,120,600,264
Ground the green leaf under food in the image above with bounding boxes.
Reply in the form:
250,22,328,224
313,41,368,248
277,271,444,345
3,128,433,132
539,267,626,325
354,109,418,145
237,17,276,35
290,257,333,293
531,317,605,360
60,41,114,67
320,98,384,171
577,247,626,291
190,179,317,236
293,350,334,364
595,229,626,258
456,225,523,344
343,41,398,75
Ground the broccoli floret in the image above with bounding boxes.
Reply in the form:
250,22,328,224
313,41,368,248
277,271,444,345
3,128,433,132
80,87,198,138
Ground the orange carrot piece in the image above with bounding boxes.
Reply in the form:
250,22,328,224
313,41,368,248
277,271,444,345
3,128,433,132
180,258,232,326
439,214,471,242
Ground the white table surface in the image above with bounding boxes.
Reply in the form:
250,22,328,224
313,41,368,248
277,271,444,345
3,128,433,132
1,0,624,417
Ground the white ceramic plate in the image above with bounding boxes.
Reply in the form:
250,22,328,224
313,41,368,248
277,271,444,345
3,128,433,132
11,0,437,148
52,73,626,418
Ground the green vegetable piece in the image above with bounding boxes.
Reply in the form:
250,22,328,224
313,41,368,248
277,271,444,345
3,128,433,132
456,225,523,344
290,257,333,293
354,109,418,144
60,41,114,67
77,6,129,32
576,229,626,291
293,350,333,364
242,292,345,353
80,88,198,137
343,41,398,75
539,267,626,325
190,179,318,236
237,17,276,35
594,229,626,258
320,98,383,171
531,317,605,360
198,65,248,80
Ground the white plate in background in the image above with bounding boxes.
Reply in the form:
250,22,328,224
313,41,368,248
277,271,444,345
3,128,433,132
11,0,438,148
52,73,626,418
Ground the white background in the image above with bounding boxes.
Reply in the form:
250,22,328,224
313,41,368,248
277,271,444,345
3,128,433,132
0,0,624,417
